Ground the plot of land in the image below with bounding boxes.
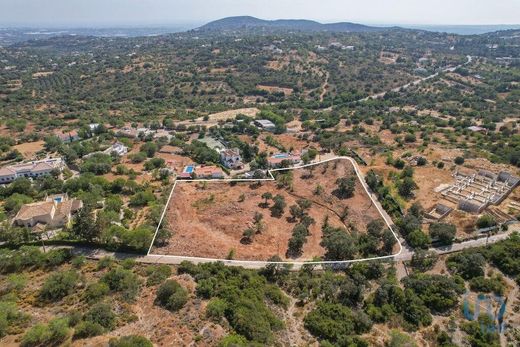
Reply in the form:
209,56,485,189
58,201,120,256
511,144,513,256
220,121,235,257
153,159,385,261
13,140,45,158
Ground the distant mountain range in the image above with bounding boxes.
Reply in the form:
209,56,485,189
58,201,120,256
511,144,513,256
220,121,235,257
197,16,386,33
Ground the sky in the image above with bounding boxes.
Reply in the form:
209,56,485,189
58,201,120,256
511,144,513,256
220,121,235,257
1,0,519,27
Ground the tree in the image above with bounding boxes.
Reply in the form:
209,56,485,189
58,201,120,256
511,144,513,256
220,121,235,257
367,219,384,238
411,250,438,272
261,192,272,207
72,205,99,242
407,230,431,249
398,177,417,198
270,195,286,217
429,223,456,245
321,227,358,260
454,156,465,165
335,176,356,198
382,230,397,254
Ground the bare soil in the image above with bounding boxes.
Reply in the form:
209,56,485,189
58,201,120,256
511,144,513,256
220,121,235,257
154,159,384,261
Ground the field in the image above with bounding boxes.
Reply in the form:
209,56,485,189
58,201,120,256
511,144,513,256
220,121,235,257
153,159,386,261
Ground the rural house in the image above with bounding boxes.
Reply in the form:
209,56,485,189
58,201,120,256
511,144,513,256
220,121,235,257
220,148,243,169
0,158,65,184
13,194,83,229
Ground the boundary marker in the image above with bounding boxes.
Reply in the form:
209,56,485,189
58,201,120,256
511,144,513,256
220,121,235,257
147,156,403,267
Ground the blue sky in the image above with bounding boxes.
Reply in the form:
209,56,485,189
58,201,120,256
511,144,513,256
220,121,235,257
1,0,519,27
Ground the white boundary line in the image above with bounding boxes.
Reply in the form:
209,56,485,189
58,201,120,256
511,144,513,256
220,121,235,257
147,156,403,267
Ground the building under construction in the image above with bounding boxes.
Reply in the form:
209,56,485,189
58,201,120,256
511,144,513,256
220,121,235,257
440,170,520,213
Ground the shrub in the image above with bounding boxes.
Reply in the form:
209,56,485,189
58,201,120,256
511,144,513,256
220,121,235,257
206,298,227,321
155,280,188,312
476,214,496,229
145,265,172,286
21,318,70,347
218,334,248,347
71,256,86,268
101,268,140,301
39,270,80,302
84,303,117,330
109,335,153,347
84,282,110,303
73,321,104,339
304,301,372,343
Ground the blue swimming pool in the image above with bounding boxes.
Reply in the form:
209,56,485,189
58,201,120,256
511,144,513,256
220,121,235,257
184,165,194,173
54,197,62,203
273,153,289,159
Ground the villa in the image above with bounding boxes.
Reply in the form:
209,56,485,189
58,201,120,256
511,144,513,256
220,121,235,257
13,194,83,229
220,148,243,170
0,158,65,184
267,152,302,168
195,165,225,179
56,130,81,143
104,142,128,156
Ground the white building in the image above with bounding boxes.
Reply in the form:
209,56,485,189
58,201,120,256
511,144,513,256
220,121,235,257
253,119,276,131
104,142,128,156
0,158,65,184
220,148,243,170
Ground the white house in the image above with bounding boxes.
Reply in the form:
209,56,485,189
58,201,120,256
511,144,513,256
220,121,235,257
220,148,243,169
104,142,128,156
0,158,65,184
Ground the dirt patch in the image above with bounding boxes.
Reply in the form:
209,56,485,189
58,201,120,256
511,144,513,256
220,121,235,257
13,140,45,159
154,159,384,261
256,85,294,96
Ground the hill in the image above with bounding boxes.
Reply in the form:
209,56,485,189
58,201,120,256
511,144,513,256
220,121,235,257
197,16,384,33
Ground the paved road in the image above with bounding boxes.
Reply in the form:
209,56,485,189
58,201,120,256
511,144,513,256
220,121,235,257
60,227,515,271
394,228,516,261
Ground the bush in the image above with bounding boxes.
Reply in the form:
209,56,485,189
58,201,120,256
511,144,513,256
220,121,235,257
218,334,248,347
84,303,116,330
73,321,104,339
454,156,465,165
145,265,172,286
84,282,110,303
155,280,188,312
304,301,372,344
80,153,113,175
109,335,153,347
429,223,456,245
21,318,70,347
469,276,505,295
129,190,156,207
71,256,86,268
39,270,80,302
101,268,140,301
476,214,496,229
206,298,227,321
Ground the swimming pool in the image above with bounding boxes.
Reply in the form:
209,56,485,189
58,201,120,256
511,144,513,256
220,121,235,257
272,153,289,159
184,165,195,174
54,197,62,203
